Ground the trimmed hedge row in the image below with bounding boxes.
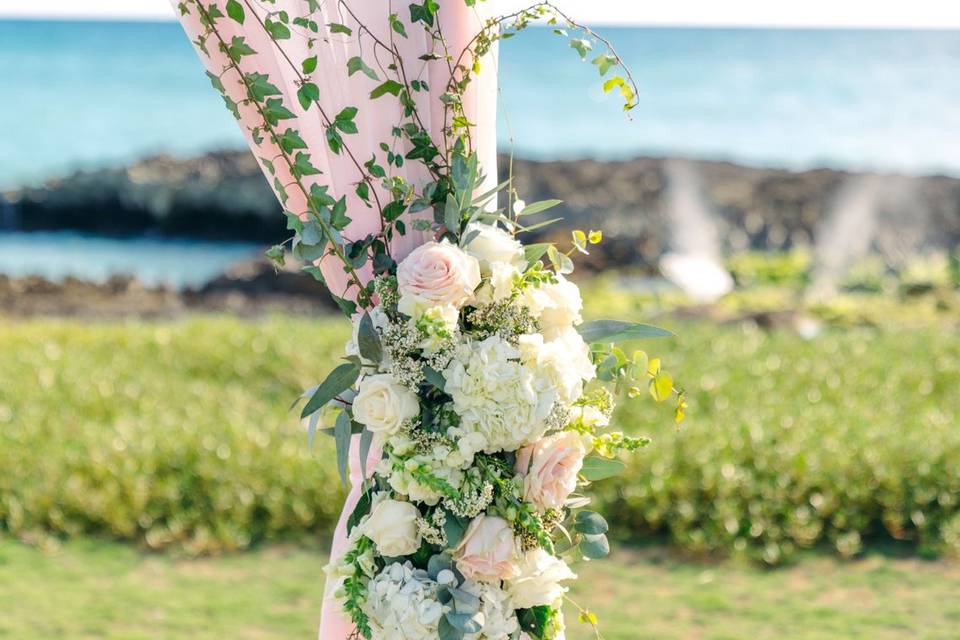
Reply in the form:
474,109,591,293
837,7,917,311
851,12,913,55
1,313,958,561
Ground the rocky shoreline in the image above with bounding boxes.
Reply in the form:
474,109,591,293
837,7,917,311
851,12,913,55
5,150,959,268
2,150,958,315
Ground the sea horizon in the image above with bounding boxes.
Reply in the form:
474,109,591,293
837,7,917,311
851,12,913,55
3,20,960,188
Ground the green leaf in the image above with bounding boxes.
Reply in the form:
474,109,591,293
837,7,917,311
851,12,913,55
277,128,307,153
300,362,360,419
574,510,609,535
422,366,446,391
357,312,382,363
577,320,674,343
262,97,296,126
580,533,610,559
301,55,317,74
265,244,286,268
524,243,552,268
328,22,352,35
334,410,351,486
225,0,244,23
370,79,404,99
389,13,408,38
443,192,461,232
547,245,574,275
572,229,588,254
580,455,626,481
359,428,374,480
443,512,467,548
205,71,225,93
347,56,379,81
245,72,281,102
603,76,626,94
570,37,592,59
518,199,562,216
265,17,291,40
292,152,320,178
591,53,617,76
297,82,320,110
335,106,359,134
226,36,256,60
409,2,435,27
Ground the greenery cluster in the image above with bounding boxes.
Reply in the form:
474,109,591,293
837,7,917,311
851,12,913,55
1,297,957,563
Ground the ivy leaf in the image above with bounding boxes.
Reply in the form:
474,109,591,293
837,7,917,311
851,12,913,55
292,152,321,178
262,98,296,126
205,71,225,93
409,2,437,27
603,75,626,94
370,80,404,99
302,55,317,74
226,35,256,60
225,0,244,24
297,82,320,110
335,106,359,134
577,320,674,343
580,455,626,481
277,128,307,153
389,13,408,38
330,196,351,229
245,72,282,101
347,56,379,81
300,361,360,419
265,17,292,40
591,53,617,76
570,38,592,59
328,22,352,35
326,127,344,154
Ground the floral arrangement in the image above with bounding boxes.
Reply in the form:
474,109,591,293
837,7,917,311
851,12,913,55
172,0,684,638
319,220,683,640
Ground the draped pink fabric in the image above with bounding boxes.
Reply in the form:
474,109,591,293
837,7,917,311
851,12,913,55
173,0,498,299
171,2,498,638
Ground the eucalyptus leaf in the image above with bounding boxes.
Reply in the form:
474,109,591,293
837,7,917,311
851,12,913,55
518,199,562,216
577,320,674,343
423,365,447,391
524,243,552,268
428,554,454,580
447,586,481,614
334,410,351,486
443,512,467,548
445,611,484,634
357,312,383,363
574,510,609,535
580,455,626,481
300,361,360,418
438,616,465,640
359,427,374,480
580,532,610,559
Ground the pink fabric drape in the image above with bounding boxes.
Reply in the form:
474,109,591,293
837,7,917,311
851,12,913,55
173,0,498,299
171,2,498,638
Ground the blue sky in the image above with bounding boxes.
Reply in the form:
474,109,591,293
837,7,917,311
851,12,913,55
1,0,959,27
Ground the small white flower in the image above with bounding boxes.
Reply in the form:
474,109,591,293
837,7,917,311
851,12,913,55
512,199,526,215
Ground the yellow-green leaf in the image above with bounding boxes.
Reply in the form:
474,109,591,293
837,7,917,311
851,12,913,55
650,371,673,402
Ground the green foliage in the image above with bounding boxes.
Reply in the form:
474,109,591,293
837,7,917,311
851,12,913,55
3,302,958,562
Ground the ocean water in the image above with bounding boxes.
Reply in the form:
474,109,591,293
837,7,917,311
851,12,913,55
2,20,960,189
0,231,259,289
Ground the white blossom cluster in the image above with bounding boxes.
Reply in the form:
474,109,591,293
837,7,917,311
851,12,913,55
330,221,623,640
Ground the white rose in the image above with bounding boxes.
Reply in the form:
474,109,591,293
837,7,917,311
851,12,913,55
397,240,481,318
362,499,422,557
461,223,526,275
353,374,419,436
519,274,583,340
505,548,576,609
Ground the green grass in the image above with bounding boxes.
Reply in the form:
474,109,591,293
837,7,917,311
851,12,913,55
1,538,958,640
1,300,959,560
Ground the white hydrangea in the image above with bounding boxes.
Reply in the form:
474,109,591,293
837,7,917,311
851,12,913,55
461,580,521,640
380,433,467,505
444,335,556,456
517,328,595,406
518,274,583,340
363,562,446,640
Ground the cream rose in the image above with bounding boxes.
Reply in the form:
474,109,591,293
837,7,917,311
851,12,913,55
461,223,526,275
515,430,588,511
362,498,422,557
505,548,576,609
397,241,481,317
353,374,419,436
454,515,520,582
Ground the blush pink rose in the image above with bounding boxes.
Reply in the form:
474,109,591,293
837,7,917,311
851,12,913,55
454,515,519,582
515,431,588,511
396,240,481,315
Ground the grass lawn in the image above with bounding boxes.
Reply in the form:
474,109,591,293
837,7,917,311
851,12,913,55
2,538,958,640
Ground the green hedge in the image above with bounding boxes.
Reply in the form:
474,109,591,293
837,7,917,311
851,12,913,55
1,314,958,561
